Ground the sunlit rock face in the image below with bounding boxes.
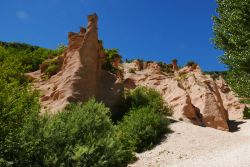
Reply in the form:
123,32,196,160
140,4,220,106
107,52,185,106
26,14,245,131
123,61,245,131
26,13,122,113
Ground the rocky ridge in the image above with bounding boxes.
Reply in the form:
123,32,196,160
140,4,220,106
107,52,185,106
123,61,245,131
26,13,246,131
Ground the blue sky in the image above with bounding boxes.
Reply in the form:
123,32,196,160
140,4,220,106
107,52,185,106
0,0,226,71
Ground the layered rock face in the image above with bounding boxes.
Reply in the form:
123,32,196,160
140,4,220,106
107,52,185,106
27,14,122,113
123,61,245,131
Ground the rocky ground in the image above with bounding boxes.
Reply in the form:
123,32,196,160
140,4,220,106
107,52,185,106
129,119,250,167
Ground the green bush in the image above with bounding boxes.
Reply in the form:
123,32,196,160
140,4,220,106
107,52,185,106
0,41,60,72
157,62,174,74
124,87,171,115
242,98,250,119
41,58,61,77
186,61,196,67
240,99,250,105
102,48,121,74
129,68,136,73
0,42,51,166
46,63,58,76
115,87,171,153
204,71,227,80
39,99,133,166
243,107,250,119
125,59,134,63
116,107,169,152
1,99,134,167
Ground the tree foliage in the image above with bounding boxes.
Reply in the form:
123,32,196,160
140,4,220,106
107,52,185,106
0,42,63,166
213,0,250,71
213,0,250,97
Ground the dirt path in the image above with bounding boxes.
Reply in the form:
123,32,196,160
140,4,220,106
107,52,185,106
129,119,250,167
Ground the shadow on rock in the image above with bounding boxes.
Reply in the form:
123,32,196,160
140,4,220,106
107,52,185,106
228,120,246,132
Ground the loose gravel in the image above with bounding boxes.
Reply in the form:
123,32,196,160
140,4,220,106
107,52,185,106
129,120,250,167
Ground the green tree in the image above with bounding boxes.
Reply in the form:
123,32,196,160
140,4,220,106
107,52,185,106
213,0,250,71
213,0,250,97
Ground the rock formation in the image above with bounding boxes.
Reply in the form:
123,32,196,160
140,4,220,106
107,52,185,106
26,13,245,131
123,61,246,131
26,13,122,113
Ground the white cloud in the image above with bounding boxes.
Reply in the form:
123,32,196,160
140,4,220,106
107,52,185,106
16,10,29,20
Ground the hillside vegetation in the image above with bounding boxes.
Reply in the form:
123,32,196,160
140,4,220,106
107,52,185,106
0,42,170,166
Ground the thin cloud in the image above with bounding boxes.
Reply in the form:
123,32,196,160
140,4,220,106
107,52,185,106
16,10,29,20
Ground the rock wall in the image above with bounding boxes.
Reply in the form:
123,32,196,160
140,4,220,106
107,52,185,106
123,61,245,131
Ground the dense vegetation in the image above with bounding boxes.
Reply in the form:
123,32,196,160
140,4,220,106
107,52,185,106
0,42,65,166
0,42,170,166
102,48,122,74
117,87,171,152
40,44,66,78
213,0,250,98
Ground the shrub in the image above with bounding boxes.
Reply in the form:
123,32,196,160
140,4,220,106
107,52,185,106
157,62,173,74
241,93,250,120
0,42,58,166
136,59,144,63
125,59,134,63
240,99,250,105
46,64,58,76
38,99,133,166
243,107,250,119
124,87,171,115
186,61,196,67
40,54,64,78
129,68,136,73
146,60,153,63
116,107,169,152
0,42,59,72
41,59,60,77
0,85,41,166
115,87,171,152
102,48,122,74
176,73,188,81
2,99,134,167
204,71,227,80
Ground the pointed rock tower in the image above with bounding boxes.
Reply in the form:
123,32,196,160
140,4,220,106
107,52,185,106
29,13,122,113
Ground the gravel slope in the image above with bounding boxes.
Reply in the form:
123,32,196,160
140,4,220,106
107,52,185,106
129,119,250,167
